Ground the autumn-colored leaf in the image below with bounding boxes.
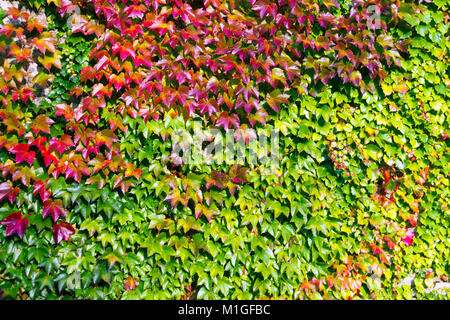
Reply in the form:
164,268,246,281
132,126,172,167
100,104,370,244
266,91,289,113
69,86,84,97
95,130,117,149
42,199,66,222
252,0,278,19
124,163,142,180
33,179,51,202
124,277,139,291
401,229,415,247
38,55,62,71
9,143,35,165
6,7,29,21
86,175,106,190
27,17,48,33
205,171,229,190
349,70,362,87
1,212,28,239
54,103,74,120
164,189,188,209
31,115,55,135
33,71,54,86
0,181,20,204
53,221,75,245
229,164,249,183
8,44,32,62
234,125,257,144
49,135,74,154
215,111,240,131
33,33,57,54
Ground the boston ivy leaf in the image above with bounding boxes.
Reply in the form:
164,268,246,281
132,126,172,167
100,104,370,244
266,91,289,113
42,199,66,222
123,277,139,291
33,179,51,202
215,111,240,131
9,143,36,165
0,181,20,204
1,212,29,239
31,115,55,135
53,221,75,245
229,164,249,183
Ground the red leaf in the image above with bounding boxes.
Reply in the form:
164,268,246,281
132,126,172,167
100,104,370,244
9,143,35,165
163,190,188,209
349,70,362,87
317,12,337,28
57,0,76,17
54,103,74,120
12,87,35,103
109,73,126,92
43,199,66,222
28,135,47,148
8,44,32,62
234,125,257,144
95,130,118,149
322,0,340,9
69,86,84,97
88,155,110,174
119,180,134,195
84,21,105,37
205,77,219,94
33,179,51,202
95,55,109,71
31,114,55,135
80,66,94,82
229,164,249,183
65,162,82,183
70,14,88,33
1,212,29,239
205,171,229,190
199,99,218,117
53,221,75,245
27,17,47,33
0,181,20,204
86,176,106,190
39,145,59,167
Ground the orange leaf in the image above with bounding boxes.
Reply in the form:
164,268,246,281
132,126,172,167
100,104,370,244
38,55,62,71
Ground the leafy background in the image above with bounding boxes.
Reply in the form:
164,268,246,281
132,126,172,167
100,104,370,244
0,0,448,299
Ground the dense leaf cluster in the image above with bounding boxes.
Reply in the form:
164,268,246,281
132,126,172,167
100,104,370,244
0,0,448,299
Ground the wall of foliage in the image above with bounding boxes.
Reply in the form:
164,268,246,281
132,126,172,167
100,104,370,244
0,0,448,299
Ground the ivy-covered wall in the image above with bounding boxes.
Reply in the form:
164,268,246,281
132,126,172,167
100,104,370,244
0,0,448,300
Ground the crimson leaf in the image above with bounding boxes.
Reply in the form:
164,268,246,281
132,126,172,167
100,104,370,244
1,212,29,239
